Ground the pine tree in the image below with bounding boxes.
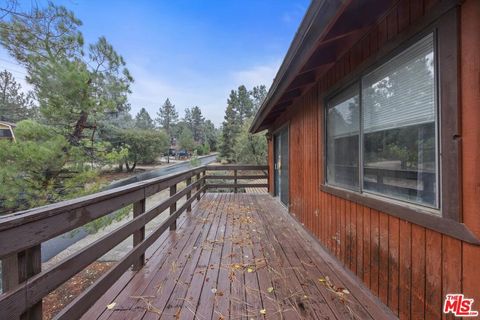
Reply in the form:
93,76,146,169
183,107,193,127
220,84,268,163
236,85,254,121
0,70,36,122
0,3,133,144
251,85,267,114
190,106,205,143
204,119,218,151
220,92,240,161
135,108,155,130
156,98,178,136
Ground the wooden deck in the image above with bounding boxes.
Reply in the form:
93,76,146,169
244,179,268,194
82,193,395,320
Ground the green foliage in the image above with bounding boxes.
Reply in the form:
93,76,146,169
194,144,210,156
14,119,55,140
190,106,205,143
236,85,254,121
135,107,155,130
120,128,168,170
220,100,240,161
0,120,97,213
174,107,217,155
189,150,201,167
84,204,132,234
0,70,37,122
221,85,268,163
182,106,209,144
233,118,267,165
251,85,267,114
203,119,218,151
0,2,223,215
0,3,133,144
156,98,178,136
178,128,195,151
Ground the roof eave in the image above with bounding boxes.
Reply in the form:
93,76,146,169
250,0,344,133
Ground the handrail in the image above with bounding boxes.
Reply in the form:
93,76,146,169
0,164,268,319
204,165,268,193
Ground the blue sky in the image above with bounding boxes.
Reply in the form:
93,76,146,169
0,1,309,125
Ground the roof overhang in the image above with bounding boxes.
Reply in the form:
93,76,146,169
0,121,16,128
250,0,396,133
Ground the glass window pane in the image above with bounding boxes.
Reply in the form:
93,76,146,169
362,34,437,207
326,85,359,190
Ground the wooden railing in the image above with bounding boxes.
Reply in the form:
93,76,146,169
0,164,267,319
205,164,268,193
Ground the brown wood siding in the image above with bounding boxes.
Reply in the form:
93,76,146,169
267,136,274,194
269,0,480,318
460,0,480,312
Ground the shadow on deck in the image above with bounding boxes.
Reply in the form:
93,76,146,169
83,193,394,320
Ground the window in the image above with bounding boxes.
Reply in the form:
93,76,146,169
326,34,438,209
0,129,12,138
326,85,359,190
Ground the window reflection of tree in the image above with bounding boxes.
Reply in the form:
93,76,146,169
363,51,437,206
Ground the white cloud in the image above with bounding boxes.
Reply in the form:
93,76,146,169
128,59,282,127
230,60,280,90
128,63,230,126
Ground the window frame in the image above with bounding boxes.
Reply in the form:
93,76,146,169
326,32,440,210
320,8,476,244
325,82,361,192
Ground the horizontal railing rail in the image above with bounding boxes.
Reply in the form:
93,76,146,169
0,164,268,319
204,165,268,193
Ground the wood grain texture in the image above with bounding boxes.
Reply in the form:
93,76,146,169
82,194,396,320
0,166,268,318
270,1,480,318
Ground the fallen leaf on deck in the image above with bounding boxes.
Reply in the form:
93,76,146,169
106,302,116,310
267,287,274,293
260,309,267,315
318,276,350,302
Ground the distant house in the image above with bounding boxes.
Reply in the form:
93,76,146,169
0,121,16,142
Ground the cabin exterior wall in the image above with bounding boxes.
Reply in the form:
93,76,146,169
267,0,480,318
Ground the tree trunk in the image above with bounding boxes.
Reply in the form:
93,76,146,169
70,111,88,145
125,161,136,172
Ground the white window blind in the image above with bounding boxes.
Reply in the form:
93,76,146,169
327,85,359,138
362,34,435,133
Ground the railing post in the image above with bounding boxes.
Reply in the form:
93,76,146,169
202,170,207,195
196,173,201,200
186,176,192,212
170,184,177,231
234,169,238,193
266,169,270,193
132,198,146,270
2,245,42,319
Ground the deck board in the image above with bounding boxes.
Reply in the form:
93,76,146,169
83,193,396,320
